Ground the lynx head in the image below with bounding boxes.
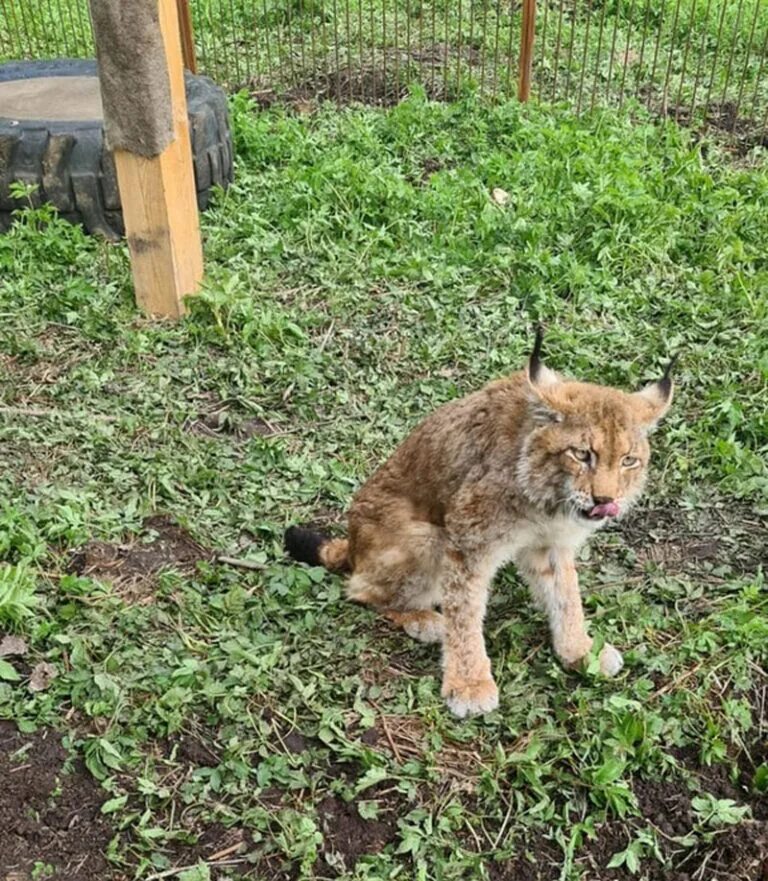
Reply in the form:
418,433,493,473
517,329,674,524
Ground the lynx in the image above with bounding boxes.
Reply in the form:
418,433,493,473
285,331,674,717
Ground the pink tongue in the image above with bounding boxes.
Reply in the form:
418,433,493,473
588,501,620,519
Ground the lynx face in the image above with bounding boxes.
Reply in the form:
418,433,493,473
517,359,673,523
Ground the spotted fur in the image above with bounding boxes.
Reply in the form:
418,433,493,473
285,332,674,717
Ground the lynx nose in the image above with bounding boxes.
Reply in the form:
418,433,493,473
592,495,615,506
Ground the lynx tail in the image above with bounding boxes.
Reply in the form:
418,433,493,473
284,526,350,573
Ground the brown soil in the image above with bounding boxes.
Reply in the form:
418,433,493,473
316,792,400,876
0,721,121,881
616,499,767,576
249,44,480,108
578,744,768,881
665,100,768,155
68,514,211,601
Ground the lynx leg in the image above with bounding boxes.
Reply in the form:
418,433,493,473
382,609,444,643
440,549,498,718
347,519,444,643
518,548,623,676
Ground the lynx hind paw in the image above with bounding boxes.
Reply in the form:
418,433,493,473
599,643,624,677
442,678,499,718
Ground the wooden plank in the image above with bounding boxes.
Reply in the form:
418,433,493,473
518,0,537,102
176,0,198,73
112,0,203,318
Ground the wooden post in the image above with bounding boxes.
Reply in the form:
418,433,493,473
112,0,203,318
518,0,537,102
176,0,198,73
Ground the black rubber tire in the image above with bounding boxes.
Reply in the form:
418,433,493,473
0,59,233,240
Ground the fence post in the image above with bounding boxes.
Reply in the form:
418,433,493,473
176,0,198,73
89,0,203,318
518,0,537,102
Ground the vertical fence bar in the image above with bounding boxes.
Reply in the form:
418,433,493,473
282,0,298,88
634,0,653,101
733,0,762,126
261,0,276,86
605,0,624,104
395,0,403,98
42,0,59,54
456,0,464,92
176,0,198,72
294,0,306,88
331,0,341,100
660,0,684,112
431,0,439,95
565,0,578,101
577,0,593,112
343,0,352,101
456,0,467,97
15,0,39,58
381,0,388,100
590,0,609,109
688,0,715,118
518,0,536,100
480,0,491,91
647,0,669,109
618,0,639,107
74,0,94,53
673,0,698,119
491,0,503,98
467,0,476,85
505,0,517,97
537,0,550,100
52,0,68,54
358,0,366,101
703,0,729,116
246,0,260,85
370,0,377,102
719,0,746,112
551,0,566,100
749,23,768,121
0,0,25,58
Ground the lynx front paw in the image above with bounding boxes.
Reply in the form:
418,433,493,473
442,677,499,718
599,643,624,677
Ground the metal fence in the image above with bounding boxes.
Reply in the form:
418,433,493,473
1,0,767,143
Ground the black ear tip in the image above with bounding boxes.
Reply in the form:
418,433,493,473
658,353,678,399
663,353,679,381
529,325,546,381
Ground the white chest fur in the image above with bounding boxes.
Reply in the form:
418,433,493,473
485,513,596,575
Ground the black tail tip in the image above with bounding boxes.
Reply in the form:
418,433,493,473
284,525,326,566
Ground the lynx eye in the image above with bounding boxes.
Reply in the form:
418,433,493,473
622,455,640,468
569,447,592,463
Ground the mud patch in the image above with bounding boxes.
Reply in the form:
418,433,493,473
581,753,768,881
487,836,563,880
0,721,118,881
68,514,211,602
249,44,480,108
317,789,400,876
664,100,768,155
617,499,767,576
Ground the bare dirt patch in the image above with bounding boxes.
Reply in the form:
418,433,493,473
68,514,211,602
580,747,768,881
0,721,120,881
317,792,399,875
184,392,280,441
617,500,767,576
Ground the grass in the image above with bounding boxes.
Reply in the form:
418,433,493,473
0,92,767,879
1,0,767,129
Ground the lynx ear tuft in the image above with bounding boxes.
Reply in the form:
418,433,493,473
526,326,560,390
631,356,676,428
